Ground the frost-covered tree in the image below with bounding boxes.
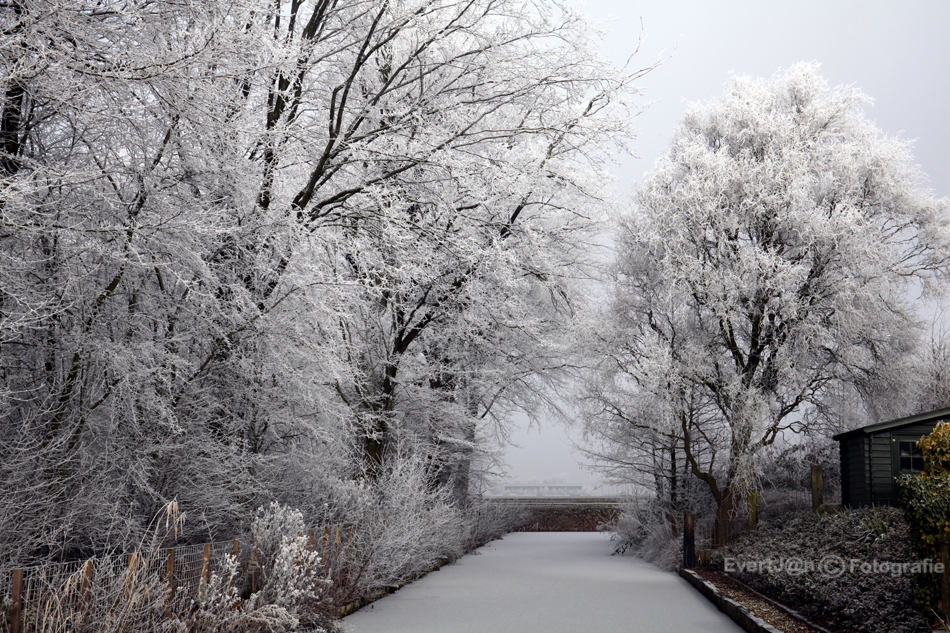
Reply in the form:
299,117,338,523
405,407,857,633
0,0,651,562
589,63,950,545
0,0,282,559
909,319,950,415
235,0,650,481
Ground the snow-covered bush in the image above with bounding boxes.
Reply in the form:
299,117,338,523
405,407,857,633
608,499,681,570
459,501,531,549
187,550,333,633
347,452,465,591
713,507,926,633
239,502,337,631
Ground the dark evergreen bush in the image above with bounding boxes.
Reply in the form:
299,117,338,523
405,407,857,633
898,421,950,618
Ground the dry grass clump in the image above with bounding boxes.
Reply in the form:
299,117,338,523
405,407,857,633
4,502,340,633
3,454,528,632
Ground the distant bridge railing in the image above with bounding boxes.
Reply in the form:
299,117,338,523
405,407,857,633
487,497,624,506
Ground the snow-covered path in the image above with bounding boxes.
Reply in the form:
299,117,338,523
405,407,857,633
344,532,743,632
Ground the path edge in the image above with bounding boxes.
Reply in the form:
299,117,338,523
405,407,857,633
721,571,836,633
678,567,783,633
336,557,452,617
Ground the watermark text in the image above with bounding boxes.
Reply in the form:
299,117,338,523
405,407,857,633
722,556,944,579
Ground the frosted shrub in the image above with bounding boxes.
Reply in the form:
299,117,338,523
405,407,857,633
249,503,308,597
187,553,297,633
609,499,680,570
187,539,341,633
348,452,464,591
243,502,334,630
459,501,530,549
609,504,649,555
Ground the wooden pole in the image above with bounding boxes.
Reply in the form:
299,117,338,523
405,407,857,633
199,543,211,600
81,559,93,612
308,529,314,552
811,464,824,513
230,540,240,590
125,551,137,601
10,568,22,633
249,545,260,594
166,549,175,589
747,489,759,531
165,548,175,618
334,525,342,572
683,513,696,569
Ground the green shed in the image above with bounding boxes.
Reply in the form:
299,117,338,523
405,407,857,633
833,407,950,507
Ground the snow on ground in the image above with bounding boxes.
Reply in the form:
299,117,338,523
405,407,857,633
344,532,743,632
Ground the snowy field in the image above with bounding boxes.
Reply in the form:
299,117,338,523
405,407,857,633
344,532,743,632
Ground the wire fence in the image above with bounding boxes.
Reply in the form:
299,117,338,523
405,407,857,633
0,524,356,633
685,467,844,564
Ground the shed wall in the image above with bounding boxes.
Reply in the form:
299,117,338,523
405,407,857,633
870,434,894,505
846,436,869,506
837,417,946,508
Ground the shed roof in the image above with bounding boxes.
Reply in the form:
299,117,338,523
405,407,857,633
832,406,950,441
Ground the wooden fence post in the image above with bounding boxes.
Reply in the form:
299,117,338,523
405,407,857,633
125,551,137,601
81,559,93,612
10,568,22,633
811,464,824,513
166,549,175,590
683,513,696,569
229,540,240,590
199,543,211,600
308,529,314,552
165,548,175,618
248,545,260,594
747,489,759,531
328,525,339,573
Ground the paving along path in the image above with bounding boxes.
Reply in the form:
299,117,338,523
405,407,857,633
343,532,744,633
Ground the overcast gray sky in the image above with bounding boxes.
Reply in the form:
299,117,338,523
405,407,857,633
500,0,950,490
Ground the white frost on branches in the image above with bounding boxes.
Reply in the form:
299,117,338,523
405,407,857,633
582,62,950,543
0,0,653,564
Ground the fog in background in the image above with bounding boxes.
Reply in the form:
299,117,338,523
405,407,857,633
499,0,950,493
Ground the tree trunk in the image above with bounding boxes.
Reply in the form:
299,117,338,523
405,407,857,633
362,362,398,478
364,432,386,479
683,512,695,568
747,488,758,531
714,488,737,547
669,443,679,537
451,418,476,506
